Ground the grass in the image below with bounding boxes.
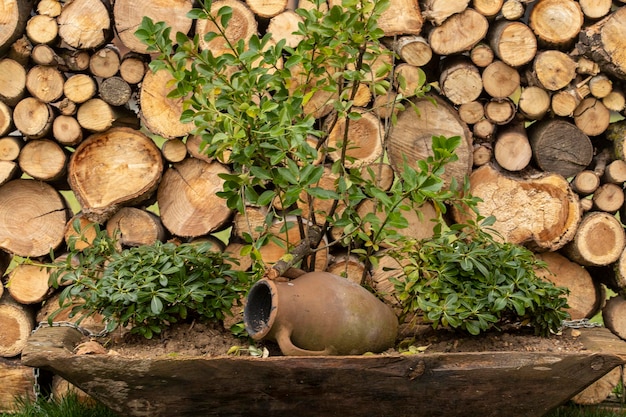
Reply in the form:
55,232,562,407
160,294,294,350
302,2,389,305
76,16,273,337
545,405,626,417
0,394,119,417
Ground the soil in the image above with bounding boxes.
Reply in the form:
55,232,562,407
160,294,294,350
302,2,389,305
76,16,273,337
87,319,587,359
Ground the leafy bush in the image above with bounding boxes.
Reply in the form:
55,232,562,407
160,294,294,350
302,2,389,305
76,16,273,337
389,218,570,336
51,223,248,339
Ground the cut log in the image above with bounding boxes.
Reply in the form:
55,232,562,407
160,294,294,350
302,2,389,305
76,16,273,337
603,159,626,184
0,136,22,161
603,295,626,341
0,101,12,137
68,127,163,223
37,0,62,17
458,100,485,125
517,86,550,120
64,74,97,104
588,73,613,99
592,183,624,213
385,36,432,67
13,98,54,139
453,164,581,251
428,8,489,55
7,263,53,305
578,0,612,21
528,119,593,178
394,63,425,97
551,89,580,117
99,76,132,107
36,293,106,334
571,366,622,406
484,98,516,125
0,0,35,55
140,68,194,139
473,144,492,167
360,162,395,192
439,56,483,105
0,179,68,257
0,358,36,412
0,58,26,107
570,170,600,196
25,14,58,45
0,293,35,358
31,43,64,66
376,0,423,36
157,158,232,237
531,50,577,91
535,251,603,320
472,118,495,141
493,122,532,172
372,90,400,120
17,139,67,182
573,97,610,137
473,0,503,18
419,0,470,26
76,98,138,133
232,205,268,241
196,0,257,55
577,7,626,80
602,90,626,112
266,10,303,48
0,161,19,186
529,0,584,49
57,49,90,72
89,46,121,79
51,375,96,406
481,60,520,99
326,109,384,168
246,0,287,18
64,213,98,251
161,138,188,163
488,19,537,67
387,94,473,189
500,0,525,20
52,115,83,146
119,53,147,85
563,211,625,267
106,207,166,247
325,252,369,285
469,42,494,67
57,0,112,50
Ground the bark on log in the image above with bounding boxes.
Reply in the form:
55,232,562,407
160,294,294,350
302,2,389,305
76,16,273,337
577,6,626,80
589,247,626,294
535,251,603,320
0,358,35,412
7,35,32,67
68,127,163,224
106,207,166,247
387,94,473,189
563,211,625,267
453,164,581,251
113,0,193,54
140,68,193,139
57,0,112,50
0,293,35,358
17,139,67,182
0,179,68,257
528,119,593,178
489,19,537,67
529,0,584,49
428,8,489,55
157,158,232,238
99,76,132,107
0,0,35,55
7,263,53,305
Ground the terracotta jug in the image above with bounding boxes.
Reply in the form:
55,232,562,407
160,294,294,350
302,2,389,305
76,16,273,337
243,271,398,356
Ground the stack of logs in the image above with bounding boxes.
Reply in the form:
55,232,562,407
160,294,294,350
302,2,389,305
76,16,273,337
4,0,626,408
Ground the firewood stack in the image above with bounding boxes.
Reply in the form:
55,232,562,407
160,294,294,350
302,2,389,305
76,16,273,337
3,0,626,407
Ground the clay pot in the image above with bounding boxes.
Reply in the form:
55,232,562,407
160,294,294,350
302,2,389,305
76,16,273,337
243,271,398,356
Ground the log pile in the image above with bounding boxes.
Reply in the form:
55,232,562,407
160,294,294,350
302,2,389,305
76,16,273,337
3,0,626,408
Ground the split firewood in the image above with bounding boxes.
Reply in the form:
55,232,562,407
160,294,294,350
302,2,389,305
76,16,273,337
6,264,53,305
493,122,532,172
106,207,166,247
563,211,625,267
17,139,67,182
0,136,22,162
68,127,163,224
573,97,610,137
535,251,603,320
157,158,232,237
0,293,35,358
528,118,593,178
529,0,584,49
52,115,83,146
517,86,550,120
13,97,54,139
25,65,64,103
387,94,473,188
0,0,34,54
25,14,58,45
140,68,193,139
453,164,581,252
439,56,483,105
113,0,193,54
577,7,626,80
481,60,520,99
428,8,489,55
326,109,384,168
419,0,469,26
0,58,26,107
488,19,537,67
57,0,112,50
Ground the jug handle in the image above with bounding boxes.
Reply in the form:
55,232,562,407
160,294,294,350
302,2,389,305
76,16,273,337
275,326,335,356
